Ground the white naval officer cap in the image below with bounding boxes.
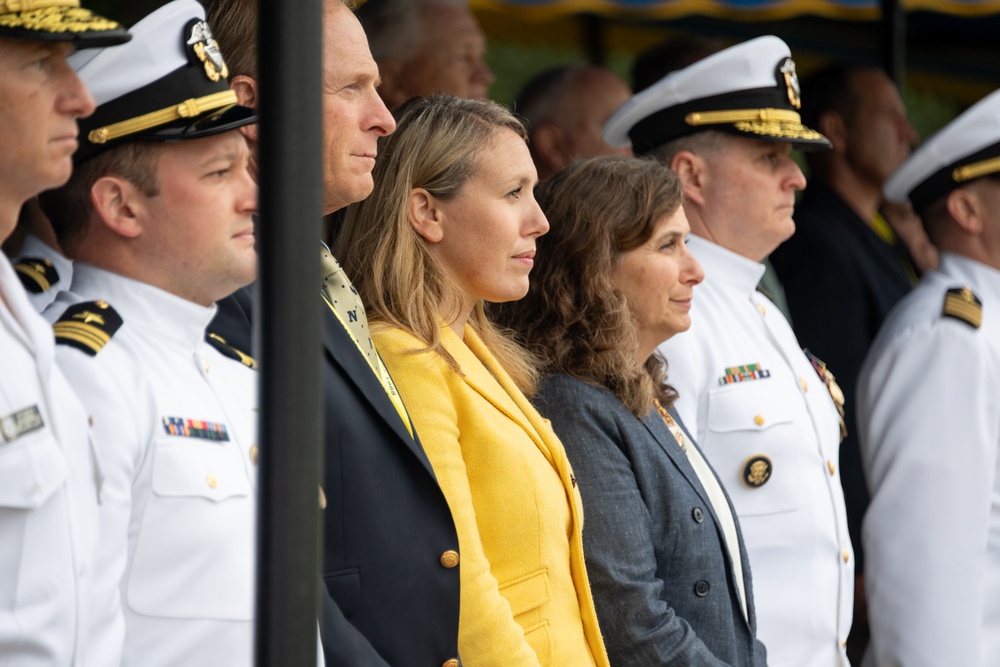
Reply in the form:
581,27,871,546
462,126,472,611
68,0,254,164
603,35,831,155
884,88,1000,211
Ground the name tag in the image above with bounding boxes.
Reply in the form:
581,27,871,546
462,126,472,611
0,405,44,444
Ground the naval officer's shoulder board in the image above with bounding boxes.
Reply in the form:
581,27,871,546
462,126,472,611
14,258,59,294
942,286,982,329
54,300,123,356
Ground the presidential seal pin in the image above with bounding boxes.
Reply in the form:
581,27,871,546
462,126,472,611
742,454,773,488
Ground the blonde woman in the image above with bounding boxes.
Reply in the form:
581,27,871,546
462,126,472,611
335,95,609,667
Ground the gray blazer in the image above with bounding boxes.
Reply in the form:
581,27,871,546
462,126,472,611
535,374,768,667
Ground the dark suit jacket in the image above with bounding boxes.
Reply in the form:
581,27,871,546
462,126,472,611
770,181,913,571
534,374,767,667
320,304,461,666
208,284,255,355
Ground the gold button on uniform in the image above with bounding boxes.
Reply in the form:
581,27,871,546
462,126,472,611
799,378,808,392
753,414,765,426
440,550,459,568
250,444,259,466
842,548,850,564
827,460,836,476
206,474,219,489
202,359,210,373
757,303,766,316
443,660,459,667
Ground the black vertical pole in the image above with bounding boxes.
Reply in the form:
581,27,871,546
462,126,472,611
254,0,324,664
881,0,906,89
581,13,606,66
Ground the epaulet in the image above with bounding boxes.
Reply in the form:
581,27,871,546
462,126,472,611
53,301,123,356
206,332,258,370
14,257,59,294
942,286,982,329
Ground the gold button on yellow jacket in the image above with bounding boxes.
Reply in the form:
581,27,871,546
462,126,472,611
374,323,610,667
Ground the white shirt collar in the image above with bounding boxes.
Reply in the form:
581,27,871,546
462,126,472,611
69,263,217,352
687,235,766,295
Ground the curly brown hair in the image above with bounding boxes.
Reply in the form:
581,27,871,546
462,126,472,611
493,155,684,417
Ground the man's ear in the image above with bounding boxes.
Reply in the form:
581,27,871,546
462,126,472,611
231,74,259,143
816,110,848,154
670,149,708,206
532,123,569,175
90,176,146,240
408,187,444,244
947,186,985,236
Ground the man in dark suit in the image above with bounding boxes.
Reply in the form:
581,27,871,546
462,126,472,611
768,63,920,662
203,0,462,664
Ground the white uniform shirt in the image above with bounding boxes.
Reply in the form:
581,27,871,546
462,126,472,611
858,252,1000,667
13,233,73,313
0,251,97,666
658,235,854,667
49,264,258,667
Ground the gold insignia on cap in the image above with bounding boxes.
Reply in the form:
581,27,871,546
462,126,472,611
0,4,122,34
742,454,772,488
779,57,801,110
943,286,982,328
87,91,237,146
187,20,229,83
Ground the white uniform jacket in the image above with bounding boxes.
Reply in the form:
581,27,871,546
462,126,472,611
0,252,97,666
658,235,854,667
858,252,1000,667
13,233,73,313
48,264,258,667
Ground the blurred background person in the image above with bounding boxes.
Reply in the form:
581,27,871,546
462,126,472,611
357,0,493,110
513,64,632,181
858,87,1000,667
496,155,769,666
606,36,854,667
336,94,610,667
768,63,921,661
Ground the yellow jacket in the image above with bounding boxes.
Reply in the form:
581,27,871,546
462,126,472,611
374,322,610,667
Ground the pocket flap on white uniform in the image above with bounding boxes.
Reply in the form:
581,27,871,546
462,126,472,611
707,380,795,434
0,433,68,509
152,441,250,502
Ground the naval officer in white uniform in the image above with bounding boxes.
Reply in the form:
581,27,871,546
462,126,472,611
0,3,129,665
604,36,855,667
39,2,263,665
858,88,1000,667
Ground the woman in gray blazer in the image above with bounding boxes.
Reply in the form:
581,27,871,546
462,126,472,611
496,156,768,666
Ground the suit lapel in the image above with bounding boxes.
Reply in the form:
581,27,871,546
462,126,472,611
322,306,435,475
442,325,556,464
639,411,714,510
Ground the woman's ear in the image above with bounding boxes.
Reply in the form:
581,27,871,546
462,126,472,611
408,187,445,244
90,176,146,239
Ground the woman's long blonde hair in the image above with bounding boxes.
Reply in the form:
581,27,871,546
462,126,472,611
334,94,539,394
